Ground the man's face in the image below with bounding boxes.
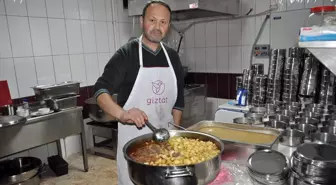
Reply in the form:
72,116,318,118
141,4,170,43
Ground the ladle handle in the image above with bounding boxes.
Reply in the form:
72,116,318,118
169,122,186,130
145,121,157,131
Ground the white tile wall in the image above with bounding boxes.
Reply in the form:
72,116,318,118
4,0,28,16
66,19,84,54
46,0,64,18
0,16,12,58
53,55,72,83
35,56,55,85
7,16,33,57
84,53,99,85
14,57,37,97
179,0,325,75
29,17,52,56
26,0,47,17
0,0,5,15
49,18,68,55
63,0,80,19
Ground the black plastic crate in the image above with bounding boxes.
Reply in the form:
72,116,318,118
47,155,68,177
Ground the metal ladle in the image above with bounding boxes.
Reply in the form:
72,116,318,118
145,121,170,142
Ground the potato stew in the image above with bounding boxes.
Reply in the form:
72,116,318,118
129,136,220,166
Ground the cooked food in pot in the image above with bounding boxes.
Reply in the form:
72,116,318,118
129,136,220,166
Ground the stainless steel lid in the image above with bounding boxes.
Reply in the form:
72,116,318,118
248,149,289,175
0,116,27,128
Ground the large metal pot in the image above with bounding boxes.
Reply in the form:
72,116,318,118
123,130,224,185
85,94,118,123
0,157,43,185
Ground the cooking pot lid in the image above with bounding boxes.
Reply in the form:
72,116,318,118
248,149,287,174
295,143,336,162
0,116,27,128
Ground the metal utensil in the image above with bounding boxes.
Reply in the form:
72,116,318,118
145,121,170,142
168,122,186,130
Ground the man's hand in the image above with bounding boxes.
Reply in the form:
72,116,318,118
118,108,148,128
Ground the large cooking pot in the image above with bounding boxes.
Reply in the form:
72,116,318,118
123,130,224,185
0,157,44,185
85,94,118,123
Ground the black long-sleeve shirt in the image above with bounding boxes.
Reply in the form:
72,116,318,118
93,39,184,110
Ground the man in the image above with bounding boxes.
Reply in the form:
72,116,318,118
93,1,184,184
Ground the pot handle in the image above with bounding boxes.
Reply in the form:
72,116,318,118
165,167,193,178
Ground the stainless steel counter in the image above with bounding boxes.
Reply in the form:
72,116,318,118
0,107,88,172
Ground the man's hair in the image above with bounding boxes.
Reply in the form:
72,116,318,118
142,0,172,22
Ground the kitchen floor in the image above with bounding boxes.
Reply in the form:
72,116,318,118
41,152,118,185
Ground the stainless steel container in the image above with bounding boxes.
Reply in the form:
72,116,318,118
269,114,290,124
294,117,319,126
244,112,264,124
233,117,254,125
323,120,336,127
45,95,79,111
293,124,317,139
32,81,80,100
123,130,224,185
312,132,336,145
249,107,266,114
0,157,43,185
320,126,336,135
290,143,336,184
248,149,290,185
280,129,305,147
264,120,288,129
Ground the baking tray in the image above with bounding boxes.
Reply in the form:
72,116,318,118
187,120,283,150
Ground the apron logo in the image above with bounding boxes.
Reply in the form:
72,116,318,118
152,80,165,95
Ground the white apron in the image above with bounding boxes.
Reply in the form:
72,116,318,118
117,35,178,185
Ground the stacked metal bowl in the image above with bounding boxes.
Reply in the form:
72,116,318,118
266,49,286,104
251,63,264,75
319,67,336,105
299,53,319,98
248,149,290,185
290,143,336,184
282,48,301,103
252,75,267,106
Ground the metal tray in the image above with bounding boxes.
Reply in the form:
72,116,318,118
187,120,283,150
32,81,80,100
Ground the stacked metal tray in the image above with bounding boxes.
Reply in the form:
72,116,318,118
282,48,302,103
266,49,286,103
252,75,267,106
319,67,336,105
